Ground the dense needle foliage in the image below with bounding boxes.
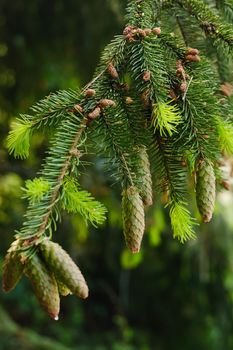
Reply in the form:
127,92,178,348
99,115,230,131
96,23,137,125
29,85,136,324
3,0,233,318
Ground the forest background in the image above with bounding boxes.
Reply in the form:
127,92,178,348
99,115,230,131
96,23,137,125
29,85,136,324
1,1,233,349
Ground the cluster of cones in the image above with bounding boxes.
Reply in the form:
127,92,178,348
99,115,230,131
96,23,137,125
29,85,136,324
123,25,161,42
3,239,88,320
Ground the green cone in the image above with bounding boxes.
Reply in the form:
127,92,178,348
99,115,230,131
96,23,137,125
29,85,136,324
196,160,216,223
137,146,153,207
25,253,60,320
122,185,145,253
40,239,89,299
2,252,24,292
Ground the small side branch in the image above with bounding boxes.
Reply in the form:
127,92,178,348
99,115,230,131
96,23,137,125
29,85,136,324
35,119,87,239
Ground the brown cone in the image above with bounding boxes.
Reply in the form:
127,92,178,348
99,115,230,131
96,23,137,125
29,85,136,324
196,160,216,223
122,186,145,253
25,254,60,320
40,239,89,299
137,146,153,207
2,252,24,292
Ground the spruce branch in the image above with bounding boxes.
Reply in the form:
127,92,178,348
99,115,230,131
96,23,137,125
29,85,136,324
176,15,190,46
10,35,127,258
169,0,233,50
152,134,188,201
126,0,155,27
14,114,88,259
91,97,138,187
3,0,233,319
7,89,82,159
29,89,81,129
35,118,87,238
62,176,107,227
159,32,186,59
151,134,196,241
87,37,145,188
175,60,221,163
219,0,233,23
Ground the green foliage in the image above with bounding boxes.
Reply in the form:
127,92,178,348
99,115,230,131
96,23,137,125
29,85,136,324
127,35,170,101
7,118,32,159
151,101,182,136
216,116,233,155
87,36,143,187
1,1,233,348
169,201,196,242
28,89,81,131
62,177,107,227
169,0,233,50
178,61,221,162
23,178,50,204
13,109,86,260
5,1,232,250
151,136,189,202
3,0,233,320
220,0,233,23
126,0,155,27
7,90,82,162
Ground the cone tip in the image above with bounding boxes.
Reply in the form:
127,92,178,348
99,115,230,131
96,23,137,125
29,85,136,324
79,285,89,299
83,289,89,299
50,311,59,321
143,199,153,208
131,247,140,254
203,213,212,223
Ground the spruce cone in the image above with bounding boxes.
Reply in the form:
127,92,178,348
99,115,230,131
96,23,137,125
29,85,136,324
138,146,153,207
196,160,216,223
122,186,145,253
107,62,119,79
40,240,89,299
2,252,24,292
25,254,60,320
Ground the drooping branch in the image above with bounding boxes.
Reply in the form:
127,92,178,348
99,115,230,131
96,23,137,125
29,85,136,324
3,0,233,320
12,37,127,258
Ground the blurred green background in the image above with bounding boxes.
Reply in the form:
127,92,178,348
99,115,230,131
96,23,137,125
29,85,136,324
1,1,233,349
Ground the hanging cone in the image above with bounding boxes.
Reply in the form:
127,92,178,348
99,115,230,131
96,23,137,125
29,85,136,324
122,185,145,253
2,252,24,292
137,146,153,207
196,160,216,223
40,239,89,299
25,254,60,320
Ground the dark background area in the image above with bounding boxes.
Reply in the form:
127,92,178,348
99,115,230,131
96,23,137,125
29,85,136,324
1,1,233,349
